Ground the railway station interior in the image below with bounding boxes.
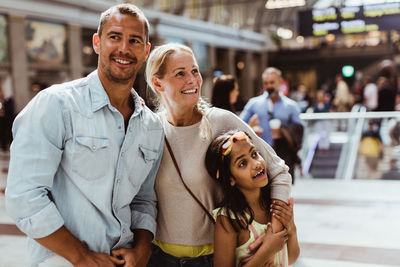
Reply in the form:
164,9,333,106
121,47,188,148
0,0,400,266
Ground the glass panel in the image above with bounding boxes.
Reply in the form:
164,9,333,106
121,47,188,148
355,118,400,180
300,108,400,180
0,14,8,63
25,19,67,64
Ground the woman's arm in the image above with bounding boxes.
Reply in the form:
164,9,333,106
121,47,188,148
270,198,300,265
243,224,288,267
213,215,238,267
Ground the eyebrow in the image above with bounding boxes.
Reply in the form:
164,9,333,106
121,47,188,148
172,65,198,73
234,146,254,164
106,31,144,41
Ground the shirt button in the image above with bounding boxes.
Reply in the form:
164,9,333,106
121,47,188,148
122,229,126,233
116,179,120,183
92,145,96,150
118,126,122,130
121,152,125,157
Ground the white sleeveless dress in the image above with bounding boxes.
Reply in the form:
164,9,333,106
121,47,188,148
213,208,288,267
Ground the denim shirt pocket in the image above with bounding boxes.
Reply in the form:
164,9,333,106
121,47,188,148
139,145,158,163
73,136,110,180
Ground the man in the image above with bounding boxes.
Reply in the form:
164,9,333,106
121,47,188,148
6,4,163,267
240,67,303,183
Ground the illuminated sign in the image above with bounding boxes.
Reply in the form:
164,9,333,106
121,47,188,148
298,2,400,36
342,65,355,77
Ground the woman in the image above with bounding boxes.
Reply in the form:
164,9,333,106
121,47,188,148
145,43,291,266
211,75,239,113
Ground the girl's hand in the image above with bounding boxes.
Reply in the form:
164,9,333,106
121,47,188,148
260,223,288,255
270,198,296,236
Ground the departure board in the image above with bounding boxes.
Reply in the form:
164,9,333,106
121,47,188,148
298,2,400,36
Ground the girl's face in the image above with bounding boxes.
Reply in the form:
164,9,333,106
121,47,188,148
229,138,268,193
154,50,202,110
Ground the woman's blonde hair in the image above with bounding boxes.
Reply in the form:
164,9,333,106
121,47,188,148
145,43,211,140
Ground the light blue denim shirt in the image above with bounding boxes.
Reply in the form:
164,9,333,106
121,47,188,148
5,70,164,266
240,91,303,145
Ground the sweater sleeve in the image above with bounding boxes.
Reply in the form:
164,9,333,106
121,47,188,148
209,108,291,202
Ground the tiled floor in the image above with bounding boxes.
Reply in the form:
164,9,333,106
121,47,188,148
1,149,400,266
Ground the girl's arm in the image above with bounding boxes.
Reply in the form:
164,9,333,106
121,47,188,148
213,215,238,267
271,198,300,265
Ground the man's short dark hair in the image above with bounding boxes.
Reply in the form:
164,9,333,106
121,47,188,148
97,4,149,42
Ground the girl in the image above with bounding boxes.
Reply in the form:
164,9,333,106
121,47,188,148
206,130,300,267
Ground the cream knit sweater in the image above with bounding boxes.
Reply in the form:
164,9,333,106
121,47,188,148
155,107,291,246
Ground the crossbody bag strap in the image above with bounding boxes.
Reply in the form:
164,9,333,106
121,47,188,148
164,136,215,224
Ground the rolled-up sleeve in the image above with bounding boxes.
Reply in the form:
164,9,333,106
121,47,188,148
5,90,66,238
130,134,164,237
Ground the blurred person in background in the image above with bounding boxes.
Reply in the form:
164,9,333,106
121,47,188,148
290,84,310,113
0,87,7,151
359,120,383,179
333,74,354,112
0,78,15,152
211,74,239,113
312,90,332,151
333,74,354,131
240,67,303,183
375,76,395,112
362,76,378,111
380,158,400,180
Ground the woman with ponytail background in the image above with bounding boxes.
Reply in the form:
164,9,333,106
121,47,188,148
145,43,292,266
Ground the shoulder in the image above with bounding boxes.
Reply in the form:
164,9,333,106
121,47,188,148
207,107,245,131
246,94,266,106
25,78,88,111
141,105,164,131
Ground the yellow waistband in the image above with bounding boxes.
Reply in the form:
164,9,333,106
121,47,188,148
153,240,213,258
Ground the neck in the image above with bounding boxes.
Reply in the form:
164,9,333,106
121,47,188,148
98,71,135,122
270,92,280,103
164,105,201,127
242,189,262,210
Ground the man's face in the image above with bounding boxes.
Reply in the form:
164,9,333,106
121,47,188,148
263,73,280,95
93,12,150,85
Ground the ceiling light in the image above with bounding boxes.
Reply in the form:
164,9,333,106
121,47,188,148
296,35,304,43
277,27,293,39
265,0,305,9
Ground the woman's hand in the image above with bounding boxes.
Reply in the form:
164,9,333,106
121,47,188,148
270,198,296,237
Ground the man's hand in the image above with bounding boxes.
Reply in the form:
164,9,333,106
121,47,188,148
248,114,260,128
74,251,124,267
111,245,151,267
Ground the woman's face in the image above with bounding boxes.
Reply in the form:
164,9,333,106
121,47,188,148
229,83,239,105
155,50,202,110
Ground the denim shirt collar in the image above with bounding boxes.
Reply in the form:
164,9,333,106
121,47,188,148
87,70,144,116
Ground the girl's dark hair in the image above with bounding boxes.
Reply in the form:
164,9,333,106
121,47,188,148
205,130,271,232
211,75,237,112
